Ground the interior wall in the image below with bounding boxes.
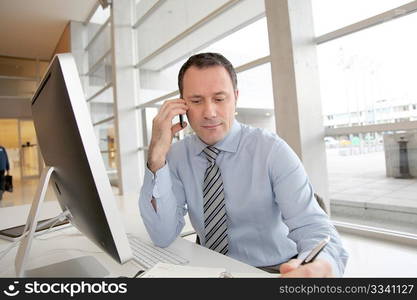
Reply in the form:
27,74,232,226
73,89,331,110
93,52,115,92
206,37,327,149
0,56,48,77
0,119,19,148
0,55,49,121
0,99,32,118
52,22,71,57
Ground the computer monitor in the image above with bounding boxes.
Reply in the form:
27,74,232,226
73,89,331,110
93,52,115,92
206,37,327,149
15,53,133,277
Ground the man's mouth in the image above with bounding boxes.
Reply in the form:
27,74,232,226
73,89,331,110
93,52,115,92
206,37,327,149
201,123,221,129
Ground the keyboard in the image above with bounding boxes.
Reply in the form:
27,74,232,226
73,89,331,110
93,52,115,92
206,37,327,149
128,235,189,269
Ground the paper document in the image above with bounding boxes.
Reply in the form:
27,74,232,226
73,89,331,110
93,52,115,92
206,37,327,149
138,262,279,278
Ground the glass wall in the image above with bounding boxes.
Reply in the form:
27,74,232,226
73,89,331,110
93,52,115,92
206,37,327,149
200,17,274,131
318,13,417,126
312,0,412,36
313,0,417,234
83,4,119,188
235,62,275,132
201,17,270,68
94,119,118,184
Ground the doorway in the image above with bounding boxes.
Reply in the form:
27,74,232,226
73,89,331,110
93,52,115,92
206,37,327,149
0,118,41,180
18,120,41,179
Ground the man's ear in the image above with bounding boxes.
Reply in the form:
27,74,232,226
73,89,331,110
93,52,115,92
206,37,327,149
234,89,239,103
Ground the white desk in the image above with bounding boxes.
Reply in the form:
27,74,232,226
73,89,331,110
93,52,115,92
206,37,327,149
0,194,269,277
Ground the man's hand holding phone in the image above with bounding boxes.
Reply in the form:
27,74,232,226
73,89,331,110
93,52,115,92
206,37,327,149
147,99,188,174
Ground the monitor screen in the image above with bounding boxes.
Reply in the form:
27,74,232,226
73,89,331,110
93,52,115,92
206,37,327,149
27,54,132,266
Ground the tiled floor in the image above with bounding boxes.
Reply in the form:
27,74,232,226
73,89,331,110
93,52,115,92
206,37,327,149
327,149,417,216
0,177,118,208
0,178,46,208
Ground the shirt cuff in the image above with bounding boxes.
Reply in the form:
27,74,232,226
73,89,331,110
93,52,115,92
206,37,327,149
144,162,172,199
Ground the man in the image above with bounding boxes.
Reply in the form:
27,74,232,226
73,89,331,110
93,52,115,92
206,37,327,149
0,145,10,200
139,53,348,277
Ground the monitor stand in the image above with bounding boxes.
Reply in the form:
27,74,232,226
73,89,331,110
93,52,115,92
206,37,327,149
14,166,109,277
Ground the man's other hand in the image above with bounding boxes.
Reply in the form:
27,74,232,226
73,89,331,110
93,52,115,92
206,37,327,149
279,258,333,277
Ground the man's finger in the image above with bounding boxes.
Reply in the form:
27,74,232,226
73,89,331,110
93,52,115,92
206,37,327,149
160,99,186,112
281,259,333,278
171,122,187,135
159,103,188,120
279,259,301,274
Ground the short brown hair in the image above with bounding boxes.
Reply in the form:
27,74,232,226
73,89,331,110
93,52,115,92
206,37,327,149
178,52,237,97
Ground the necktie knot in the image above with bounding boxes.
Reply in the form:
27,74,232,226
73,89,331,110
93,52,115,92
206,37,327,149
203,146,220,164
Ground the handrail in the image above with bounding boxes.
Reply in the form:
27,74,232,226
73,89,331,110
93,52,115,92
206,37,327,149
84,49,111,76
93,116,115,126
85,83,112,102
85,18,111,51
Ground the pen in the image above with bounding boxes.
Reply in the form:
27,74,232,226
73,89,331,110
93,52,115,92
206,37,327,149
300,235,330,265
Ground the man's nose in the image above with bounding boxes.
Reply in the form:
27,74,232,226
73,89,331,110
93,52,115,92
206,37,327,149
203,101,217,118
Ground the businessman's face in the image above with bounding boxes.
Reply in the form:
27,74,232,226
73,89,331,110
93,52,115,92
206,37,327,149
182,66,238,145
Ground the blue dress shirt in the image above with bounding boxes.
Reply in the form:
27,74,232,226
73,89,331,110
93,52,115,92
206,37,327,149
139,120,348,276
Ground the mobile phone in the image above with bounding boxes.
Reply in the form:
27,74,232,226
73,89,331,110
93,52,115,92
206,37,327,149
179,114,184,128
0,218,71,242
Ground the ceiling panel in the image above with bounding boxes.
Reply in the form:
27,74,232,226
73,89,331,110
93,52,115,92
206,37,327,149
0,0,97,60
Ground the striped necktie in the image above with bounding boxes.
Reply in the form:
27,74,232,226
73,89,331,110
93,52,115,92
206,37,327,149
202,146,228,255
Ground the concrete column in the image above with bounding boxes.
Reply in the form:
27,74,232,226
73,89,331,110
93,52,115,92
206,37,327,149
110,0,143,195
265,0,330,208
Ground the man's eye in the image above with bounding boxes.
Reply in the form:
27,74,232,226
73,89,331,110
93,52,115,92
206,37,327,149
215,98,225,102
191,100,201,104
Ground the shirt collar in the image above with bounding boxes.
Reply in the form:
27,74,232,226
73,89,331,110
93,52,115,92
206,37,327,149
192,120,242,156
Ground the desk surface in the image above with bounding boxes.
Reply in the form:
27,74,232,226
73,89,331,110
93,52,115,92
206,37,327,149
0,194,268,277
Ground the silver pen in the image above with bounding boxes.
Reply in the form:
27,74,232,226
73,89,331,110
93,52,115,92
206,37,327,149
300,235,330,265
